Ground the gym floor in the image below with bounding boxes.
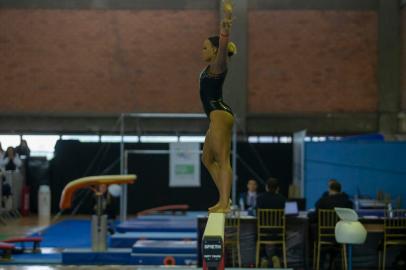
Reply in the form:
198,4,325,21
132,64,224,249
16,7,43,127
0,216,159,270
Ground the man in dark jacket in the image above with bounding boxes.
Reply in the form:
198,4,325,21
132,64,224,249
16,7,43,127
256,177,286,210
312,181,353,270
321,179,349,200
316,181,353,211
256,177,287,268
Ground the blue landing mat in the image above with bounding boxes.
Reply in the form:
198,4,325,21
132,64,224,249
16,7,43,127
62,248,197,265
111,232,197,248
62,248,132,265
136,211,206,220
117,220,197,233
132,240,197,254
0,253,62,265
30,219,92,248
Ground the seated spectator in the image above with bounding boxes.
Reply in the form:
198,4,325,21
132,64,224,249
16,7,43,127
239,178,259,212
310,181,353,270
1,147,22,171
316,181,353,211
257,177,286,210
256,177,287,267
321,178,349,199
15,139,30,158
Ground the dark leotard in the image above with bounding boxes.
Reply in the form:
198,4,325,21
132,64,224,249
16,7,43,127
199,65,233,118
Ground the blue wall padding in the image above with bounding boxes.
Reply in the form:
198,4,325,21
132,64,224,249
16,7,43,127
305,141,406,209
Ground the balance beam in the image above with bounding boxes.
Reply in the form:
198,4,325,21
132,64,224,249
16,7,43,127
202,213,225,270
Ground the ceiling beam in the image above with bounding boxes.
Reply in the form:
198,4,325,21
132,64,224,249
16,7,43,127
0,0,216,10
0,112,386,135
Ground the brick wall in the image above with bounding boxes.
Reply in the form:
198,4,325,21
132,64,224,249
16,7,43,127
0,10,217,113
248,10,378,113
1,9,379,115
401,7,406,111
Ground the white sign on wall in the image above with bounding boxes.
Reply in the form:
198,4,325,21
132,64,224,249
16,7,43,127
169,142,201,187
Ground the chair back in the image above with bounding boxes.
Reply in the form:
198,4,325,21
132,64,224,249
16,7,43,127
224,209,240,244
318,209,340,242
257,209,285,242
384,209,406,241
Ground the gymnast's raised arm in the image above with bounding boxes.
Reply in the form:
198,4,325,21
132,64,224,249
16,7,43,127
211,0,233,74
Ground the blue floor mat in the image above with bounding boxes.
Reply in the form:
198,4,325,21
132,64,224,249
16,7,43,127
30,219,92,248
0,253,62,264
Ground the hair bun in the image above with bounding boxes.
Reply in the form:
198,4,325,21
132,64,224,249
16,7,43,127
227,42,237,56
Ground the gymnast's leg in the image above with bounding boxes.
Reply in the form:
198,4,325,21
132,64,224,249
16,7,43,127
206,110,234,213
202,129,222,209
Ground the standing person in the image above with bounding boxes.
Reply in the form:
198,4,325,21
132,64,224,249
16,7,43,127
200,0,237,213
1,147,22,172
0,142,4,159
15,139,30,158
15,139,31,185
96,184,119,235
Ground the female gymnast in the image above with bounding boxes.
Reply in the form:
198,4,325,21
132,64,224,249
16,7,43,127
200,0,237,213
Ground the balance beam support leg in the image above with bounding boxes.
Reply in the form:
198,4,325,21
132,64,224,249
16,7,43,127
202,213,226,270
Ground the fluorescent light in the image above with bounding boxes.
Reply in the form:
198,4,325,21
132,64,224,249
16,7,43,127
259,136,278,143
179,136,205,143
61,135,100,142
101,136,123,143
140,136,178,143
124,136,139,143
280,136,292,143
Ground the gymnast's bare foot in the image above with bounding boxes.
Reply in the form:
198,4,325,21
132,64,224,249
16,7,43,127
208,202,220,211
209,199,231,213
208,199,231,211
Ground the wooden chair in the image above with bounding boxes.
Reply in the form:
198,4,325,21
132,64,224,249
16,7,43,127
256,209,287,268
379,209,406,270
314,209,347,270
224,209,241,267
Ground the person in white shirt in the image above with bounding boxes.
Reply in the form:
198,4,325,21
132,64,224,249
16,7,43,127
240,179,259,211
1,147,22,171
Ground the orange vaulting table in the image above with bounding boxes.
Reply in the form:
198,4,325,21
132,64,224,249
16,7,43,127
59,175,137,210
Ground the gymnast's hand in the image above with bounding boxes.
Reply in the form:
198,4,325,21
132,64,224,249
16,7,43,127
223,0,233,18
